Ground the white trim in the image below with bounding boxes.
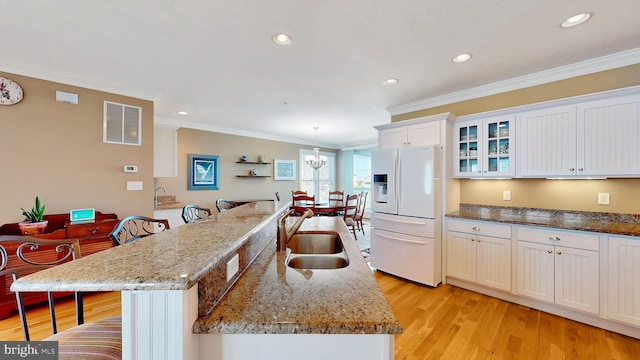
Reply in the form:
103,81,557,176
388,47,640,116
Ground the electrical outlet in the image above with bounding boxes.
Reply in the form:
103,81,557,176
226,253,239,282
598,192,610,205
126,181,143,190
502,190,511,201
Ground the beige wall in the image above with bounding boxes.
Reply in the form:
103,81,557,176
392,64,640,214
154,128,340,211
0,72,154,224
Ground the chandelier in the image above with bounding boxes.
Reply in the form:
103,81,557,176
306,126,326,170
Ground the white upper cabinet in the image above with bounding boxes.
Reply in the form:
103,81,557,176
577,95,640,176
154,126,178,177
454,115,515,178
379,121,441,149
517,105,577,177
518,94,640,177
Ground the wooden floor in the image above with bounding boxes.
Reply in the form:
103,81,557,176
1,274,639,359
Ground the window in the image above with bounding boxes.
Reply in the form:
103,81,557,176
103,101,142,145
299,149,335,202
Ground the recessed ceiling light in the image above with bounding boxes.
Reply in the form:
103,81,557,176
561,13,592,28
178,111,188,115
452,53,472,63
383,78,399,85
272,33,292,46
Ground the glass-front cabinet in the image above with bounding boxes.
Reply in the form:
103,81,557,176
454,115,515,178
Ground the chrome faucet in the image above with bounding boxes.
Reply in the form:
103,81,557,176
277,208,314,251
154,187,166,208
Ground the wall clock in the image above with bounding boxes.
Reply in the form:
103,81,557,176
0,76,24,105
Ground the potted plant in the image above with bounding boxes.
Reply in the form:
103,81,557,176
18,196,48,236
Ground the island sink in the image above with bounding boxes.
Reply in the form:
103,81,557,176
286,254,349,269
287,232,343,254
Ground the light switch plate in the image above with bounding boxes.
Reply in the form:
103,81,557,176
502,190,511,201
126,181,143,191
227,254,239,282
598,192,610,205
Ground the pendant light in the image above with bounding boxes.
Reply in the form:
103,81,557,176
306,126,326,170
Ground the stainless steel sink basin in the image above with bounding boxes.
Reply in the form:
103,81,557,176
287,232,343,254
286,255,349,269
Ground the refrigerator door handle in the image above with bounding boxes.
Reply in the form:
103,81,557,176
395,150,401,211
373,231,427,245
373,214,430,226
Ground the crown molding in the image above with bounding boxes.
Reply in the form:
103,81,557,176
0,57,154,101
388,47,640,116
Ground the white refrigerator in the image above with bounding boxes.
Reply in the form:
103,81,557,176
370,145,442,286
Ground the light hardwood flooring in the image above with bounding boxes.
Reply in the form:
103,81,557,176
1,275,639,359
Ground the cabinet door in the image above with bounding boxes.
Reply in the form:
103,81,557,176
554,246,599,314
517,241,554,303
454,121,481,177
476,235,511,291
517,105,577,177
608,236,640,326
407,122,441,147
446,231,476,282
482,116,515,177
577,95,640,176
154,126,178,177
378,128,407,149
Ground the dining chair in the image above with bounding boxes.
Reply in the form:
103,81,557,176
354,191,368,235
275,192,281,201
291,190,307,198
1,235,122,358
328,190,344,216
291,194,315,216
343,194,359,239
216,199,238,213
109,215,170,245
182,205,212,223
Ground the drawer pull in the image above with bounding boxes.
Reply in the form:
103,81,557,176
557,251,562,255
548,236,561,241
88,227,100,234
548,249,553,254
472,227,480,231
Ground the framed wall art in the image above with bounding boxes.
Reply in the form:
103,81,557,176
188,154,220,190
274,159,296,181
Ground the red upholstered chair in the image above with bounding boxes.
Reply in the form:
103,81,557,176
1,235,122,359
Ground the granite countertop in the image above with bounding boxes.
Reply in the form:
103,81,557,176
193,216,402,335
12,201,290,292
154,194,184,210
446,204,640,237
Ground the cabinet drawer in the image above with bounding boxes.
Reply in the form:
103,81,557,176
447,219,511,239
66,219,119,238
517,226,599,251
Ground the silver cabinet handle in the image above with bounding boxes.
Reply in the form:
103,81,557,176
569,168,575,171
578,168,584,171
472,227,480,231
549,236,561,241
548,249,553,254
557,251,562,255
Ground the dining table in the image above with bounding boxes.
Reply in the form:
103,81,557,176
292,199,345,216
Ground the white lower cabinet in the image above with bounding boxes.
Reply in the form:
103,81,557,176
608,236,640,327
516,226,599,315
446,220,512,292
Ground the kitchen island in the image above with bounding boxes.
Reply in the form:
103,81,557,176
12,201,401,360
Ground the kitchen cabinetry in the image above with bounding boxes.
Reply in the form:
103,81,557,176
607,236,640,327
518,94,640,177
446,219,512,291
378,121,441,149
516,226,599,314
454,115,515,177
154,125,178,177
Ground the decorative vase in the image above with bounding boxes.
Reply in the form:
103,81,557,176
18,220,48,236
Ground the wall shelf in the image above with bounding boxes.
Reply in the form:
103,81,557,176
236,175,271,178
236,161,271,164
